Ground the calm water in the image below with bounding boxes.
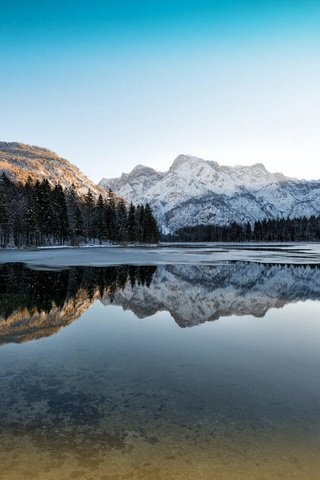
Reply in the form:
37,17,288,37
1,262,320,479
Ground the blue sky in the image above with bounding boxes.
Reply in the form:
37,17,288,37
1,0,320,180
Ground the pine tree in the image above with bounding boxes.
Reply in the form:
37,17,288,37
95,194,107,243
66,183,79,244
137,204,145,242
37,179,53,243
74,207,84,239
245,222,252,241
0,176,162,247
143,203,159,243
127,202,136,243
84,189,95,242
51,184,69,243
0,173,10,246
105,192,117,241
116,199,128,243
24,176,38,245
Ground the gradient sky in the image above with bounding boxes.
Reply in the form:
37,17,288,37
0,0,320,181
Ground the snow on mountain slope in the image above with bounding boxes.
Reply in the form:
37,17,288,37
100,154,320,232
0,142,111,199
101,263,320,327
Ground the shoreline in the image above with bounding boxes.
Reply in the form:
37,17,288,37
1,243,320,267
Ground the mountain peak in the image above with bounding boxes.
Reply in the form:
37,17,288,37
100,153,319,233
170,154,205,170
252,162,267,171
130,164,159,175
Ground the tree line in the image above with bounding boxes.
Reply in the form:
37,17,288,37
0,173,159,247
175,216,320,242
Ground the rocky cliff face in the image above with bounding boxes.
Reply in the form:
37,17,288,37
100,154,320,233
0,142,109,198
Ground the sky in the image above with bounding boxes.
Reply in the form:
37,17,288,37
0,0,320,182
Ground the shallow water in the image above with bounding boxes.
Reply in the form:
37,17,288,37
1,262,320,479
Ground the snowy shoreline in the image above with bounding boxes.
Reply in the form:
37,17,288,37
1,242,320,267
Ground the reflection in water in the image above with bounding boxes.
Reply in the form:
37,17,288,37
1,262,320,479
0,264,155,344
105,263,320,326
1,263,320,341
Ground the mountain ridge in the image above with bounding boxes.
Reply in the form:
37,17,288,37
100,154,320,233
0,141,111,199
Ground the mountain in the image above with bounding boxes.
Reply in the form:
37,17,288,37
101,263,320,327
100,154,320,233
0,141,108,198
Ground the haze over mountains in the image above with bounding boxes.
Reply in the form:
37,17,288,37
100,154,320,233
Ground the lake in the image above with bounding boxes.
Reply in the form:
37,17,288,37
1,248,320,479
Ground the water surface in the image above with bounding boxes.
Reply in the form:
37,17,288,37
1,262,320,479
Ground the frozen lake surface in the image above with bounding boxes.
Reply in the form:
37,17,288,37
1,242,320,267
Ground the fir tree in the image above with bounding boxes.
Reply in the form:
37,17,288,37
95,194,107,243
127,202,136,243
105,192,117,241
0,176,160,247
74,207,84,239
84,189,95,242
137,204,145,242
143,203,159,243
0,173,10,246
116,199,128,242
51,184,69,243
245,222,252,241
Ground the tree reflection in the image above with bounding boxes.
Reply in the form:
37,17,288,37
0,264,156,344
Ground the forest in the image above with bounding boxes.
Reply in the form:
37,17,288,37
0,173,159,247
175,216,320,242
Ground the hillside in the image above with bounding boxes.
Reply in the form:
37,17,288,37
0,141,108,198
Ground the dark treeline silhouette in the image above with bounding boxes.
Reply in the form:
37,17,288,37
175,216,320,242
0,264,157,320
0,173,159,247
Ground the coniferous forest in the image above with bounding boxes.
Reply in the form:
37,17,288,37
0,173,159,247
175,217,320,242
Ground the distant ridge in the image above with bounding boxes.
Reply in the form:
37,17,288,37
100,154,320,233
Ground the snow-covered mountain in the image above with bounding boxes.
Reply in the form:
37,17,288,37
0,142,111,199
100,154,320,233
101,263,320,327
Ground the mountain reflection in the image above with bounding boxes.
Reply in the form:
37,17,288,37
105,263,320,327
1,262,320,344
0,264,156,345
